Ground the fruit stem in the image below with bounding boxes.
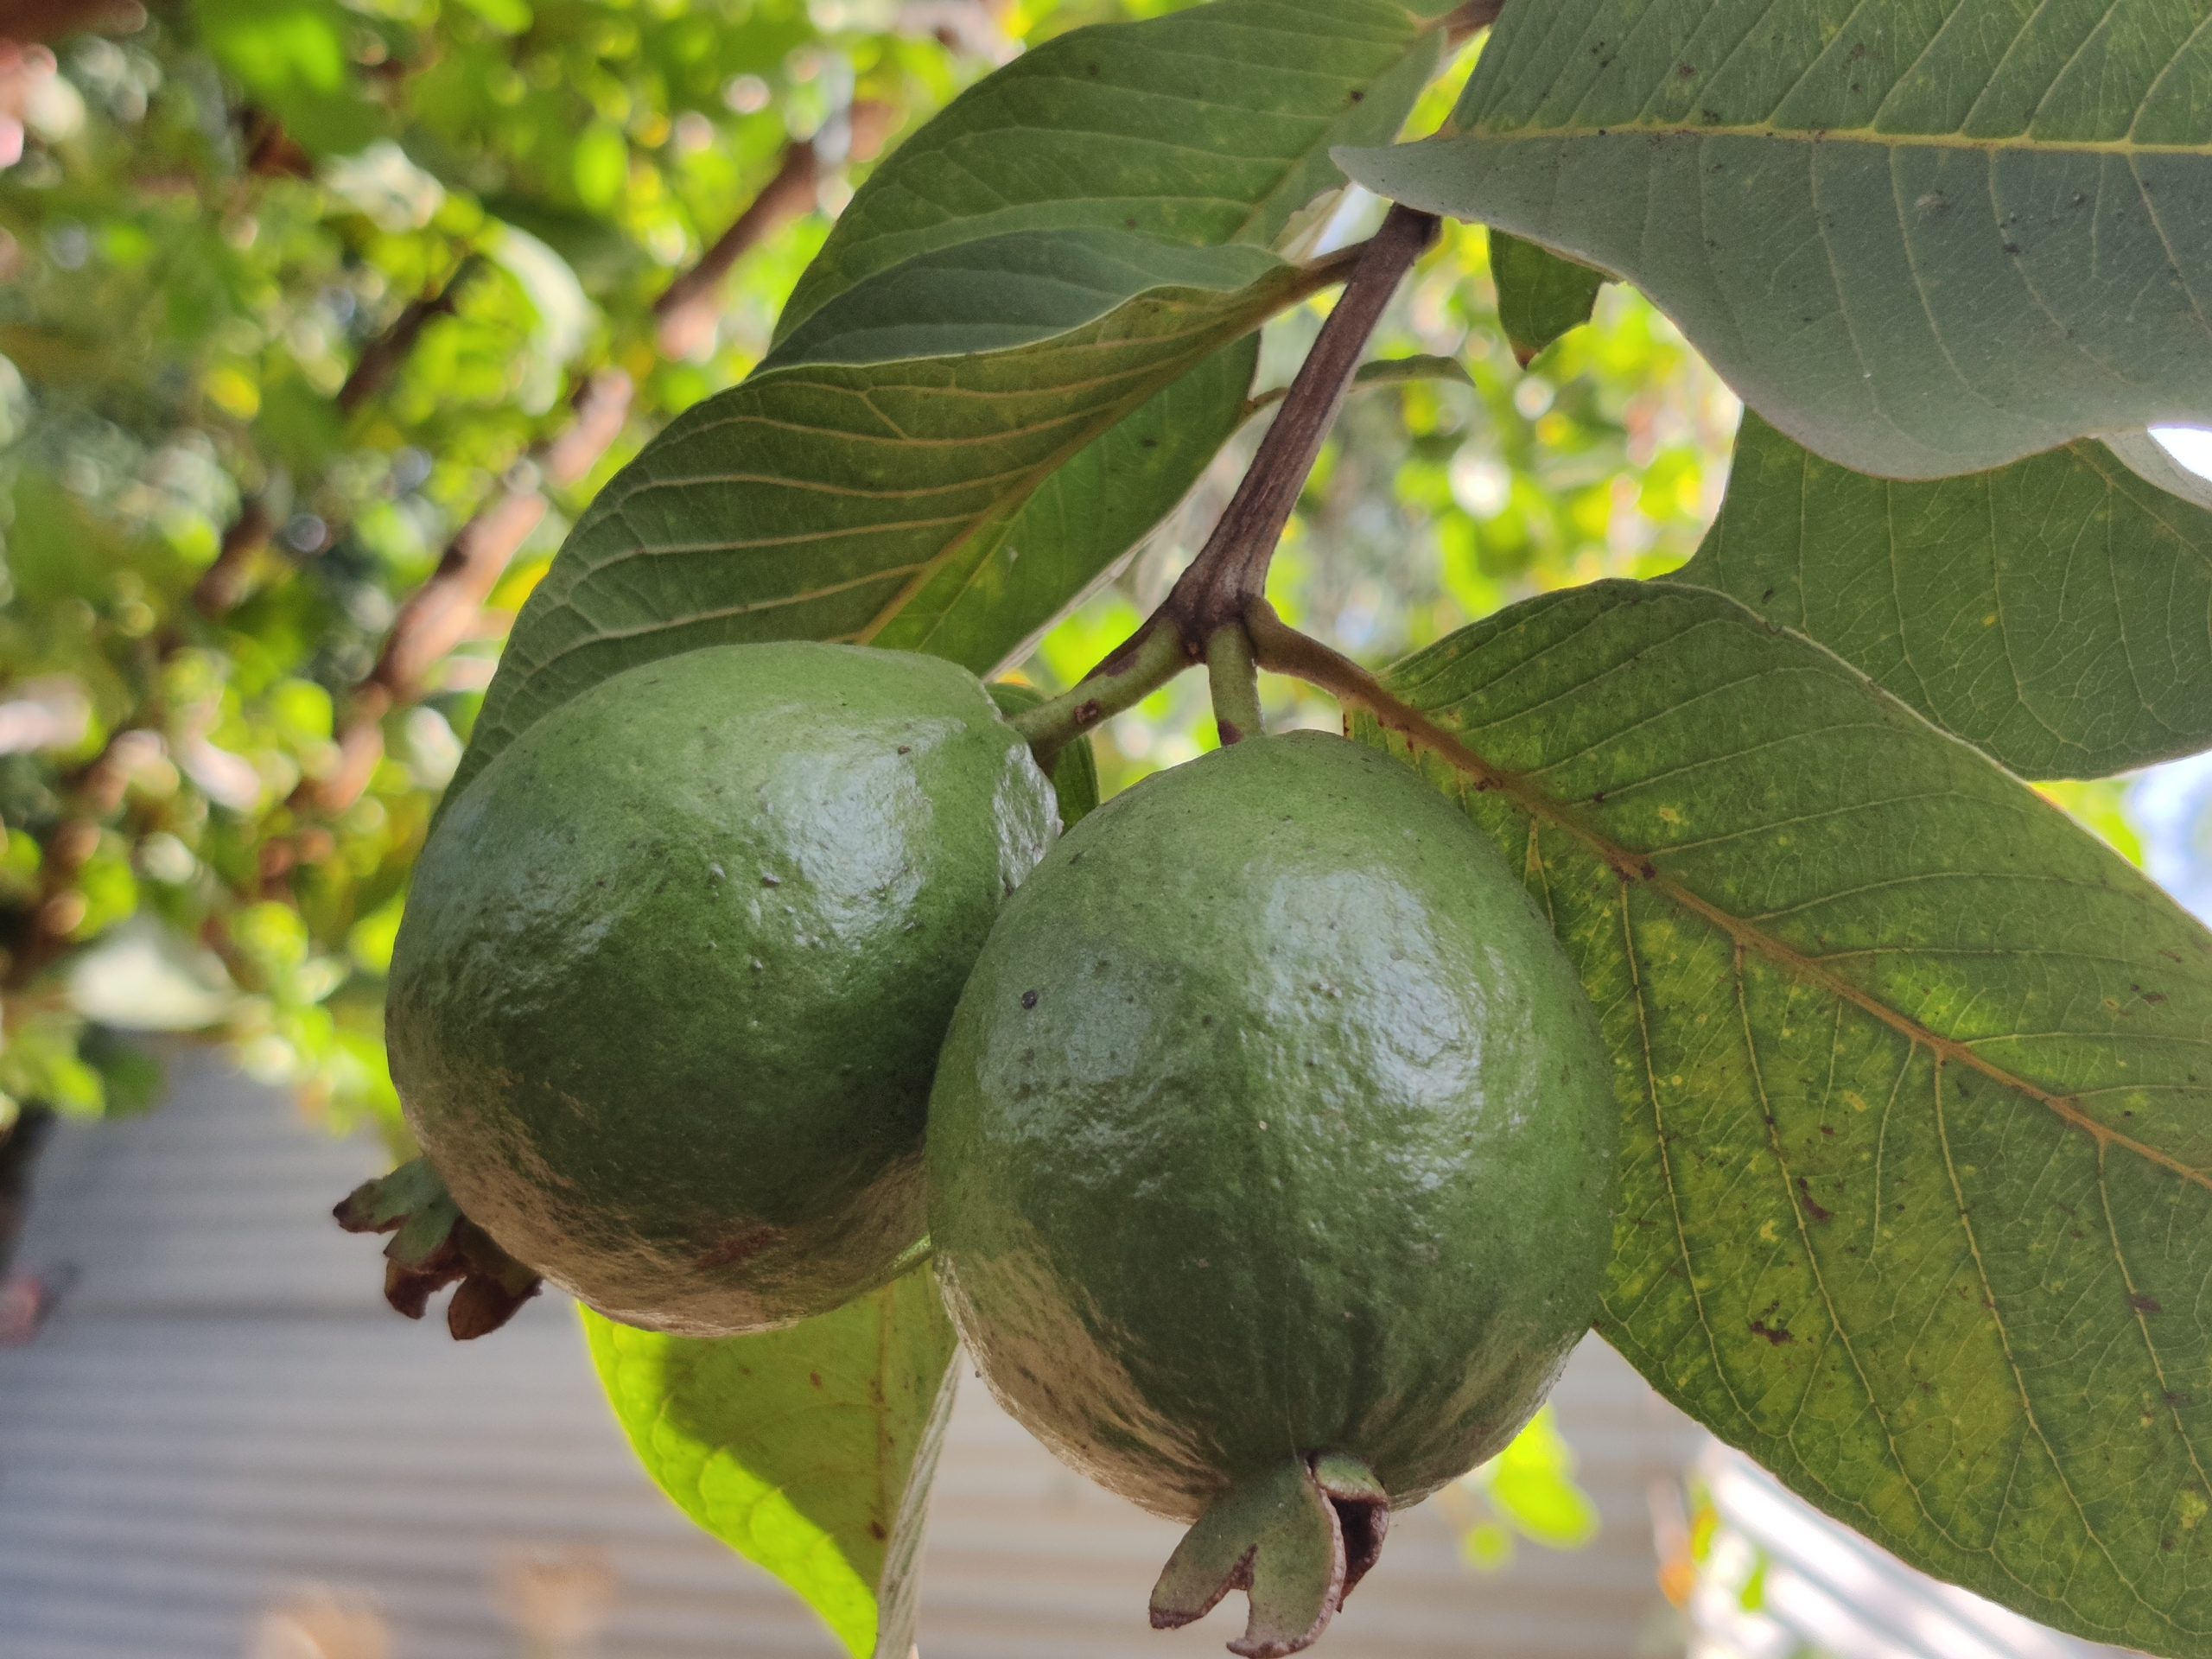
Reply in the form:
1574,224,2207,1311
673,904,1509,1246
1012,206,1440,764
1206,624,1265,746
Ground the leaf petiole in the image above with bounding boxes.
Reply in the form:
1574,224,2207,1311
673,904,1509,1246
1206,624,1266,746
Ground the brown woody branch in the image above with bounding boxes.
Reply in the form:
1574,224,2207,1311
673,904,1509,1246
3,734,147,993
1011,207,1440,761
336,255,485,418
652,100,893,359
310,113,888,814
1153,205,1438,650
191,497,275,618
311,368,633,813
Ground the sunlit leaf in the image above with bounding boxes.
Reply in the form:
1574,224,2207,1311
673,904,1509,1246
584,1270,957,1659
778,0,1460,339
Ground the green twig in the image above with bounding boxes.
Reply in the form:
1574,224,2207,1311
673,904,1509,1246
1206,625,1265,746
1009,622,1190,768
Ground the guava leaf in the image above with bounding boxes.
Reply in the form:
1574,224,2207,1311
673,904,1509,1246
1356,580,2212,1656
583,1269,958,1659
727,0,1459,683
1676,411,2212,779
862,340,1258,672
1489,233,1603,368
454,230,1316,798
2107,431,2212,515
775,0,1459,340
1342,0,2212,479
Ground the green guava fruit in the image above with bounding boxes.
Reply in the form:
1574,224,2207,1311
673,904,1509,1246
927,731,1618,1656
387,641,1057,1337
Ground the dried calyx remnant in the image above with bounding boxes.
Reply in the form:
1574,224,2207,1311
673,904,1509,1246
334,1158,541,1340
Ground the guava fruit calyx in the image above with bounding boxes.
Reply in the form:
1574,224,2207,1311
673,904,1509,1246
1149,1454,1390,1658
334,1157,541,1339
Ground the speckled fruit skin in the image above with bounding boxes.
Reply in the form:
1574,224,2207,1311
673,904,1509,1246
927,731,1618,1520
388,642,1057,1338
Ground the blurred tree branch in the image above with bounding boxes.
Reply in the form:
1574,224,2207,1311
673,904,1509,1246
336,255,486,420
310,108,894,815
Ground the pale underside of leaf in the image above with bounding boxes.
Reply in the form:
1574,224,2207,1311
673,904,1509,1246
454,233,1312,798
867,338,1259,669
1680,410,2212,778
2108,429,2212,515
1341,0,2212,479
775,0,1456,340
582,1270,958,1659
1359,579,2212,1655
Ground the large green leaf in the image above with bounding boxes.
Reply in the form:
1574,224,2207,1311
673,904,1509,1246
454,230,1316,796
1342,0,2212,479
1358,580,2212,1655
764,0,1458,677
1678,411,2212,779
584,1270,958,1659
776,0,1459,340
863,340,1258,670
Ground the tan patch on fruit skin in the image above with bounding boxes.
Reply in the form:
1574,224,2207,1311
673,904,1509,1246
697,1224,786,1271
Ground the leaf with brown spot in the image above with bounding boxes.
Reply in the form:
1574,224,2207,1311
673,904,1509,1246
1358,580,2212,1656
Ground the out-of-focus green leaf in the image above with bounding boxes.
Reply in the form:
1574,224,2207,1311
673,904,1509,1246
1359,580,2212,1656
571,124,630,214
584,1270,958,1659
199,0,385,155
1680,412,2212,779
1476,1408,1599,1551
1489,232,1603,368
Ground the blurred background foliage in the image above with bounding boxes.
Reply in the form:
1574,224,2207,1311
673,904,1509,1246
0,0,1739,1148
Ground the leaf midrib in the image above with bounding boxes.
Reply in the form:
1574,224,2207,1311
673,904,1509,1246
1444,123,2211,158
846,261,1341,645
